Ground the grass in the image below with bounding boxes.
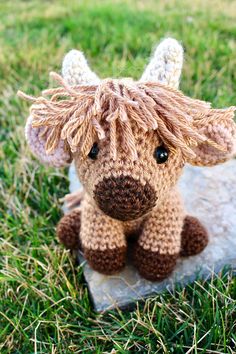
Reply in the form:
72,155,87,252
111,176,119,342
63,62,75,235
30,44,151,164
0,0,236,352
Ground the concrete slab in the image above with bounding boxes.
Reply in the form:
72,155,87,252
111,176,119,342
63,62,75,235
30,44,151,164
64,160,236,311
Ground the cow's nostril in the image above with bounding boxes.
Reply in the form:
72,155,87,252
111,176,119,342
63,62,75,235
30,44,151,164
94,176,156,221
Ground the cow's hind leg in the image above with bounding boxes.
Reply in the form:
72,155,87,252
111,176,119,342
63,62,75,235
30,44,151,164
57,209,81,250
180,216,208,257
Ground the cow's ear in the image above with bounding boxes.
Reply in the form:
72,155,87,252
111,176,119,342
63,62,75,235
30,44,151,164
140,38,183,89
188,108,236,166
23,50,100,167
25,115,72,167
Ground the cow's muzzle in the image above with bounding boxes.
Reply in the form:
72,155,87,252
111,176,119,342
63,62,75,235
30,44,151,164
94,176,156,221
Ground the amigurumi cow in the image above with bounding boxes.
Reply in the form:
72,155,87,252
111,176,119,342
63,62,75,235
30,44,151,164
19,38,236,281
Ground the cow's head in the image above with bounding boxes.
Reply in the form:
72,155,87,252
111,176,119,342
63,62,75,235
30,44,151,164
20,39,236,221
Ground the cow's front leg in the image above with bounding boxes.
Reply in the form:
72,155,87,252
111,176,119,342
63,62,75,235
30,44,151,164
133,191,184,281
80,199,127,275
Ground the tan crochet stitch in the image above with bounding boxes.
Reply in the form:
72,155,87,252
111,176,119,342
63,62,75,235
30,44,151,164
18,72,234,162
19,39,236,281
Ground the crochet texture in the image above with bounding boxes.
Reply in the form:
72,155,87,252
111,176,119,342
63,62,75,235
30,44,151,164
19,38,236,281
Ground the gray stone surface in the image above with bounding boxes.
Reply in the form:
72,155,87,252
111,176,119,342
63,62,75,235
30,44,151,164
66,160,236,312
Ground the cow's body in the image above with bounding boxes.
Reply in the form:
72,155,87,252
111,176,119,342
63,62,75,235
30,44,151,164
20,38,235,281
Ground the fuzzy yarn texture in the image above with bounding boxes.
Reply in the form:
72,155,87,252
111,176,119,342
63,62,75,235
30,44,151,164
19,38,236,282
63,160,236,311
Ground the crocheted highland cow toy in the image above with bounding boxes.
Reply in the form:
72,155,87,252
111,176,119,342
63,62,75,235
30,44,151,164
19,38,236,281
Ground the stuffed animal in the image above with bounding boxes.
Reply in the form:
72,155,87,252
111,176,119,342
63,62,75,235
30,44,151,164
19,38,236,281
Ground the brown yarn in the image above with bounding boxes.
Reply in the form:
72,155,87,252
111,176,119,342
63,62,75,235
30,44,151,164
84,246,127,275
17,72,235,160
133,244,179,281
94,175,156,221
57,208,81,250
180,215,208,256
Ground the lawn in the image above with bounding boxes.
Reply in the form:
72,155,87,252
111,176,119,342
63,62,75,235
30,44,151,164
0,0,236,352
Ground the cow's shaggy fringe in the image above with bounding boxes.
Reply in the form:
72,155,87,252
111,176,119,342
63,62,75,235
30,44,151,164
18,72,235,160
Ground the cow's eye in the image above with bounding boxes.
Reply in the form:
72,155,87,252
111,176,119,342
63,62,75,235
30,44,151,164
88,143,99,160
154,146,169,164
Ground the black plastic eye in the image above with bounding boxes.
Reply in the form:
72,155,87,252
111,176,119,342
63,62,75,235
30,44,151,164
154,146,169,164
88,143,99,160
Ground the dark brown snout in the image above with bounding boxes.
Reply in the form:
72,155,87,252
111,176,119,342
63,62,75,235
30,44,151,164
94,176,156,221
